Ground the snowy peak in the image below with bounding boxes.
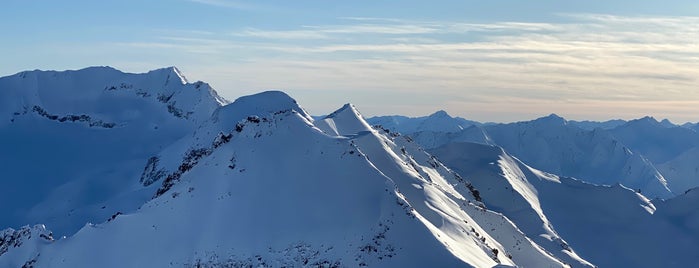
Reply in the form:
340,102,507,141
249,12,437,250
315,103,374,136
139,66,189,86
659,118,676,128
427,110,451,118
212,90,312,127
626,116,661,128
532,113,566,126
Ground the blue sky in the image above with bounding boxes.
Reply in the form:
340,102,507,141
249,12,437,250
2,0,699,122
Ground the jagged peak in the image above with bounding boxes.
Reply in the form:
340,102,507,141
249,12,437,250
626,116,660,127
428,110,451,118
638,116,658,123
315,103,374,136
146,66,188,85
533,113,566,125
659,118,676,128
325,103,360,119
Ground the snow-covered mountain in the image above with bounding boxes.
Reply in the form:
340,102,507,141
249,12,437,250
0,68,582,267
430,141,699,267
366,110,479,134
2,66,698,267
0,66,226,236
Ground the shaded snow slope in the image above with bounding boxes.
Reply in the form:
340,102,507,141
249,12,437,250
658,147,699,193
0,67,225,236
654,187,699,237
610,117,699,193
431,142,699,267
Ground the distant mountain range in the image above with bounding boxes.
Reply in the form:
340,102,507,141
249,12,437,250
368,112,699,197
1,67,698,267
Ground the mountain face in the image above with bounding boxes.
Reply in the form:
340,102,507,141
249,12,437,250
0,66,226,236
0,68,579,267
366,110,479,134
430,142,699,267
607,118,699,193
609,117,699,164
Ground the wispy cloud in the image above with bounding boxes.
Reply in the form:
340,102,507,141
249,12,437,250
234,29,330,39
186,0,259,10
113,13,699,121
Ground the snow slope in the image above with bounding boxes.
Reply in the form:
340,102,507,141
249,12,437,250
0,67,226,236
657,147,699,193
431,141,699,267
0,89,574,267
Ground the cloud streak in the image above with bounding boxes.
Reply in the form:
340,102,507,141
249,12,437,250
115,13,699,122
186,0,262,10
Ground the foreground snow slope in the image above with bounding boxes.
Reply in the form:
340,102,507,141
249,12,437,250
1,90,576,267
0,67,225,236
431,142,699,267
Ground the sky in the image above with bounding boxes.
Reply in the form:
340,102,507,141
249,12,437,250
1,0,699,123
